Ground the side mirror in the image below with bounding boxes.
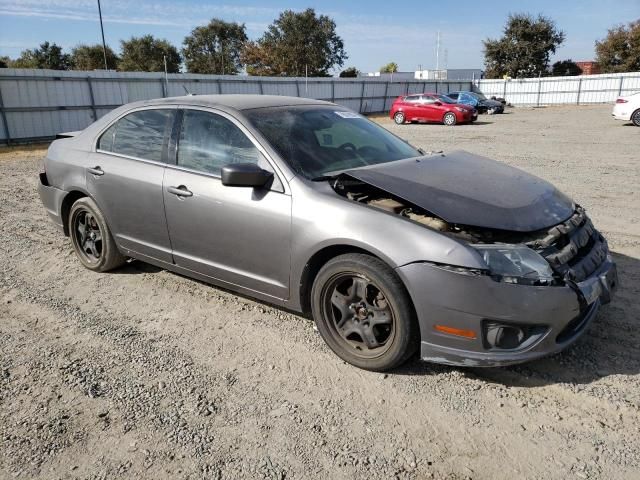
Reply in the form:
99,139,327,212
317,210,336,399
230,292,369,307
434,101,442,106
221,163,273,188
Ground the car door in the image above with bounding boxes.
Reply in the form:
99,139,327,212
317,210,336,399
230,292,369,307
401,95,420,120
459,93,477,107
88,107,176,262
417,95,440,122
163,107,291,299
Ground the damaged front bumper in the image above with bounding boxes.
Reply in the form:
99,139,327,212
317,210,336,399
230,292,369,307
396,255,617,367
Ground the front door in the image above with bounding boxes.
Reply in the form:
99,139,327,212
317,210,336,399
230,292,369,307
163,108,291,299
88,107,176,262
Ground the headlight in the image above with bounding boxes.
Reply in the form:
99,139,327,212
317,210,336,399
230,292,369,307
454,107,466,112
472,244,555,285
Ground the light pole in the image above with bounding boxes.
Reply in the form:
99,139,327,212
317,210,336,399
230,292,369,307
97,0,108,70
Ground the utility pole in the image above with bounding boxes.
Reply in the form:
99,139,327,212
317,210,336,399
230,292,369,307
435,31,441,73
97,0,108,70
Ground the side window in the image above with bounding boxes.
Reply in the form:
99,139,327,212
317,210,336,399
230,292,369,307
98,109,174,162
404,95,419,103
447,93,459,100
177,110,263,175
421,95,437,104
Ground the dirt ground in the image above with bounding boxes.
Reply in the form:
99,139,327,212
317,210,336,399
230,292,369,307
1,105,639,480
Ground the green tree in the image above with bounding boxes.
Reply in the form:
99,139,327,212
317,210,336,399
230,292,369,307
242,8,347,76
11,42,70,70
595,20,640,73
380,62,398,73
71,44,119,71
0,56,11,68
483,14,565,78
183,19,247,74
551,59,582,76
119,35,181,72
339,66,359,78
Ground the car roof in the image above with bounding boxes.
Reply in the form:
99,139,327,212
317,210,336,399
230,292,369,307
131,94,332,111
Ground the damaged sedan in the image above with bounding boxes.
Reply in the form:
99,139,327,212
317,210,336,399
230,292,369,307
38,95,617,371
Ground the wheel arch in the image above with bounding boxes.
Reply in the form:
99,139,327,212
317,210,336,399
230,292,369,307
60,189,90,236
298,243,414,318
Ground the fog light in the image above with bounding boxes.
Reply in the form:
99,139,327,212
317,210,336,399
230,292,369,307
485,323,525,349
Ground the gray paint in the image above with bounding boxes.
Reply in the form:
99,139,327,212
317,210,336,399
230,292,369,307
38,94,617,367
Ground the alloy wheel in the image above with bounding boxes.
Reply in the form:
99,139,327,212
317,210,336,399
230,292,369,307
74,210,103,262
322,273,396,359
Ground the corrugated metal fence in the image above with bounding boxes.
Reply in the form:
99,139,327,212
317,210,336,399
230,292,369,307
475,72,640,106
0,69,471,144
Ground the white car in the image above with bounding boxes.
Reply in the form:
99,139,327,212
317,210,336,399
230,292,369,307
612,92,640,126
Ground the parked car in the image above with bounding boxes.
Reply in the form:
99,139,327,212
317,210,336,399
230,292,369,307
612,92,640,126
39,95,617,371
390,93,477,125
446,91,505,114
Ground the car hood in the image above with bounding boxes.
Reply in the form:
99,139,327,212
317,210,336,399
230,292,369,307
479,99,503,107
341,151,575,232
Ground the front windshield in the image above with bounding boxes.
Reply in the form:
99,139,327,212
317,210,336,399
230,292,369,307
244,105,421,179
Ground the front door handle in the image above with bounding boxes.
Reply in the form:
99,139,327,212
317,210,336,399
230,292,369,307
88,166,104,176
167,185,193,197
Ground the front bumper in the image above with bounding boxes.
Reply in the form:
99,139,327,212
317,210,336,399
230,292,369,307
396,256,617,367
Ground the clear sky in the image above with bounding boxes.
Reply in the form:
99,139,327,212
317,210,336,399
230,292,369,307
0,0,638,73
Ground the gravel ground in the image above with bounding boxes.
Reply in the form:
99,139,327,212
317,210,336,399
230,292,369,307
1,105,639,480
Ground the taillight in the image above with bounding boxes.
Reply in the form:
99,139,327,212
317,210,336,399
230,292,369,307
616,98,628,103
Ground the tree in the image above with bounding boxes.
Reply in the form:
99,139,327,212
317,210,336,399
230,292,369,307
0,56,11,68
119,35,181,73
183,19,247,74
595,20,640,73
71,44,119,71
339,67,359,78
380,62,398,73
551,59,582,76
11,42,70,70
483,14,565,78
242,8,347,76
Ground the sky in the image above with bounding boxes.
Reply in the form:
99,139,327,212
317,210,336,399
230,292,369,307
0,0,639,73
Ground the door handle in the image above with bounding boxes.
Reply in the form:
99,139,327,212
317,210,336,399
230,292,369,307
88,166,104,176
167,185,193,197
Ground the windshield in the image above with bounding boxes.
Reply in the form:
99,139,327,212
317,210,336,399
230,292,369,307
244,105,421,179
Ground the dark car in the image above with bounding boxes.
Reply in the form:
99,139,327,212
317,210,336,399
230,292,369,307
38,94,616,371
390,93,477,126
446,91,505,114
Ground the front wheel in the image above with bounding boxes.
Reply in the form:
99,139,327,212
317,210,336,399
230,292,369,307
393,112,405,125
632,109,640,127
443,112,457,126
69,197,125,272
311,254,419,371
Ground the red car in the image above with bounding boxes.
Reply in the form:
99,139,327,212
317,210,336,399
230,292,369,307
390,93,477,126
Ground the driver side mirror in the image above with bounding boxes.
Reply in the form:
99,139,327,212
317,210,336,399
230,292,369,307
434,101,442,106
221,163,273,188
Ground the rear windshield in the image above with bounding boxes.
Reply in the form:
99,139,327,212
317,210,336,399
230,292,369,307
244,105,421,179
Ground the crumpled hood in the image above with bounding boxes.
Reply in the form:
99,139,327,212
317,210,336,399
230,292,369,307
479,99,503,107
342,151,575,232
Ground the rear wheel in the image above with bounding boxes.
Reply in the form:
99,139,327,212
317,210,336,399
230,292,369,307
311,254,419,371
632,109,640,127
394,112,405,125
69,197,125,272
443,112,457,126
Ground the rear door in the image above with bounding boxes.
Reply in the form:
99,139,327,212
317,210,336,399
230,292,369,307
89,107,175,262
162,108,291,299
417,95,440,122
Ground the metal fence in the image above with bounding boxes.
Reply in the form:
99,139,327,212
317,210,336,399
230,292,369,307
475,72,640,106
0,68,471,144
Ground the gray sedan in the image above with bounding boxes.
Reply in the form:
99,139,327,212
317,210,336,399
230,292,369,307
38,95,617,371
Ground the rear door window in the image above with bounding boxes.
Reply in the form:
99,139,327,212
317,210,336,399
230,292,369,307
98,109,174,162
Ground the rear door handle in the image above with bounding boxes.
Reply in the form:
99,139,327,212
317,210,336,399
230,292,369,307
167,185,193,197
88,166,104,176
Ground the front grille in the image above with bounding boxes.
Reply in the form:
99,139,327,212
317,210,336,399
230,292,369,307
527,207,607,283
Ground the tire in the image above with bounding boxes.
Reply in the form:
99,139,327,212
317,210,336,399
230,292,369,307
632,109,640,127
393,112,405,125
311,253,419,371
69,197,125,272
443,112,457,126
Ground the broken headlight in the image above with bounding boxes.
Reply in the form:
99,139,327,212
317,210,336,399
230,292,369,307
472,245,555,285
